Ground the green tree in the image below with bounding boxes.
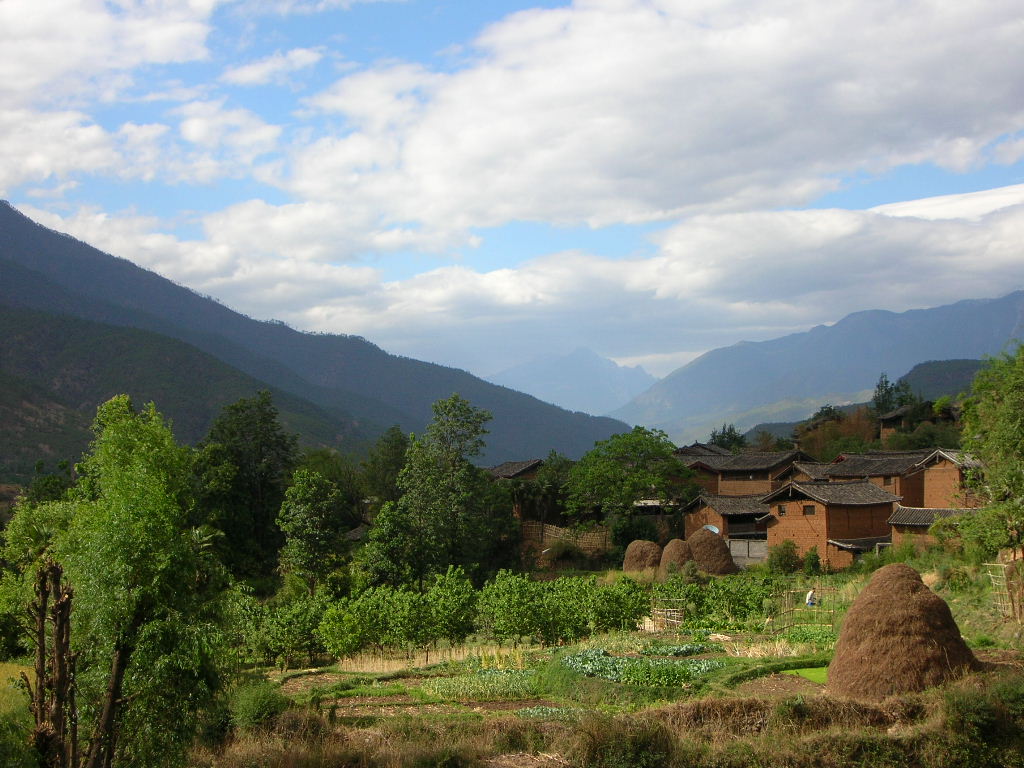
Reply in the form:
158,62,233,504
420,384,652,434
197,391,299,579
360,394,516,588
565,426,692,520
2,396,230,768
361,425,410,510
276,469,352,595
709,423,747,452
872,372,917,415
961,346,1024,557
476,570,537,647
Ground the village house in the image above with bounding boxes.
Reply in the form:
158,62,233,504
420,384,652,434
825,448,981,509
681,493,767,539
759,480,900,569
888,505,968,551
675,450,813,496
824,449,933,506
908,449,985,508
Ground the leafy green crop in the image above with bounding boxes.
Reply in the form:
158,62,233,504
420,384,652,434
560,649,725,686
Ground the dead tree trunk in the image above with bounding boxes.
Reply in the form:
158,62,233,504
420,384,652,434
22,561,76,768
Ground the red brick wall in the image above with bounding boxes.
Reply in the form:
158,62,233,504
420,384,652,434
891,524,936,551
897,471,924,507
685,505,727,538
720,472,773,495
922,461,984,508
691,469,720,494
767,500,894,569
766,500,827,560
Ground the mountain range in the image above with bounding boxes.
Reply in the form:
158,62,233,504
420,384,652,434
613,293,1024,442
486,348,656,415
0,202,627,479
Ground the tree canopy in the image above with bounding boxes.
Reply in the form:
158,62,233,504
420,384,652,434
360,394,516,589
565,426,693,519
2,396,230,768
962,346,1024,556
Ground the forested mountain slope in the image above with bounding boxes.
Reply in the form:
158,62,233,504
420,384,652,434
614,293,1024,442
0,202,627,462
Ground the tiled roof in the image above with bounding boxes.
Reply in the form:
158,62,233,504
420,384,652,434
792,462,829,480
887,505,970,527
488,459,544,479
683,450,808,473
878,404,917,422
914,449,983,471
762,480,901,506
826,450,934,478
686,494,767,517
674,442,733,457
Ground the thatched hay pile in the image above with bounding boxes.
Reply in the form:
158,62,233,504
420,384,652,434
687,528,739,575
827,564,981,700
623,540,662,571
659,539,693,576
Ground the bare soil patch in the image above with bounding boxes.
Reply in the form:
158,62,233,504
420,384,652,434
733,672,824,698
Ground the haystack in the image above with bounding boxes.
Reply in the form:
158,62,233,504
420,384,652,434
687,528,739,575
660,538,693,576
827,564,981,700
623,540,662,571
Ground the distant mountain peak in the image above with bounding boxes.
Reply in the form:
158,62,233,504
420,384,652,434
487,348,656,416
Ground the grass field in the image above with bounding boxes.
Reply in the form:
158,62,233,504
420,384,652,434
784,666,829,684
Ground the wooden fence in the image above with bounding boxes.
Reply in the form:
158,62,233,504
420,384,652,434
520,521,612,556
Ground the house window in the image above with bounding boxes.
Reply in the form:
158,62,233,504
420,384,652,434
778,504,787,516
803,505,815,515
883,476,893,486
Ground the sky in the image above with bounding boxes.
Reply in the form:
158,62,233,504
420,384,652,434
3,0,1024,380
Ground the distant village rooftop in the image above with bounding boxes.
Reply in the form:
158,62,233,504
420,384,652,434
762,480,902,506
487,459,544,479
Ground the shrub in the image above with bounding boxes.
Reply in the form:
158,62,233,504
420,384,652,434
767,540,801,574
802,546,821,575
229,680,290,731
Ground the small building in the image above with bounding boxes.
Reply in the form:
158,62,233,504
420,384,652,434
907,449,984,509
679,450,813,496
877,404,919,442
760,480,900,569
682,493,767,540
825,449,934,506
888,504,970,550
487,459,544,481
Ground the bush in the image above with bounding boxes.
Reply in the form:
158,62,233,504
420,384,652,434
229,680,290,731
767,540,801,574
802,546,821,575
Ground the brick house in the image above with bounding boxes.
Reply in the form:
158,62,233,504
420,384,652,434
681,493,768,539
677,450,813,496
760,480,900,569
907,449,984,508
888,505,968,550
824,449,934,506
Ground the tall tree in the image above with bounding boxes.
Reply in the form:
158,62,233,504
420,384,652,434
709,423,747,453
565,426,693,520
962,346,1024,557
197,390,298,578
2,396,230,768
360,425,410,510
276,469,353,595
360,394,515,588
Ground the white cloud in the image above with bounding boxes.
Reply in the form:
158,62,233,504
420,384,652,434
870,184,1024,221
0,0,217,107
21,190,1024,378
220,48,324,86
266,0,1024,252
